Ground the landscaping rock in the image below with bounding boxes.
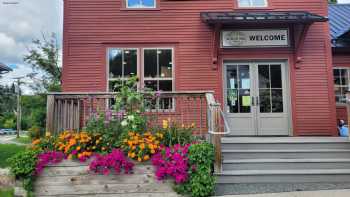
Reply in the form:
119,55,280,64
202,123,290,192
0,168,15,188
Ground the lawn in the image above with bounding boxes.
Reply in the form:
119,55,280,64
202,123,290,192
0,187,14,197
12,136,31,144
0,144,26,168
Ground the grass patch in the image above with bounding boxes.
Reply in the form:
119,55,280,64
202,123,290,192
0,187,14,197
13,136,31,144
0,144,26,168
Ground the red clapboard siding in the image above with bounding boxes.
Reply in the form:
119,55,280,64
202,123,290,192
62,0,336,136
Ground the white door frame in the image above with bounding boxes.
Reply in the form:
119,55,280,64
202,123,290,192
223,60,292,136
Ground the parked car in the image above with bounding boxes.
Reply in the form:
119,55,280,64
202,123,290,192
0,129,17,135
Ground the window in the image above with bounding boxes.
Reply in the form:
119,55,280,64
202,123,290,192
107,47,174,109
108,48,137,91
237,0,268,7
334,68,350,103
126,0,156,8
143,48,174,110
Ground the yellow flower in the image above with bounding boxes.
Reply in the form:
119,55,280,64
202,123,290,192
140,143,145,150
76,146,81,151
96,140,100,144
138,157,142,162
132,146,136,150
162,120,168,129
45,132,51,137
131,152,136,158
150,149,156,154
92,146,96,150
143,155,150,161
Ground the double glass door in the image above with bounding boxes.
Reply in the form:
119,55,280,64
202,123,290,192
224,62,290,136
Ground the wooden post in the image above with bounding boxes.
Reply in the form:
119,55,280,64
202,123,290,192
46,95,55,134
213,104,222,172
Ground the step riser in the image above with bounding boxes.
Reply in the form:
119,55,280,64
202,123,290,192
217,174,350,184
222,143,350,150
223,152,350,160
223,162,350,171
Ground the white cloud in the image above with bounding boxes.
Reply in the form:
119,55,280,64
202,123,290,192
338,0,350,3
0,0,63,94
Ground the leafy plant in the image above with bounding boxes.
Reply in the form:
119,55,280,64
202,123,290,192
7,149,40,192
174,142,215,197
161,119,198,147
89,149,134,175
31,132,57,151
85,112,124,151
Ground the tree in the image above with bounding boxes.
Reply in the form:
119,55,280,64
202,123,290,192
24,33,61,92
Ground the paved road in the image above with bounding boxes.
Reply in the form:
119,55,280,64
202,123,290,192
0,134,27,145
220,189,350,197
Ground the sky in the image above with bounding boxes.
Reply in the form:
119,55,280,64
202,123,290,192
0,0,349,94
0,0,63,94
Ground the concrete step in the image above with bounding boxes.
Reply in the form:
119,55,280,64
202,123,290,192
223,159,350,171
216,169,350,184
221,137,350,150
222,149,350,159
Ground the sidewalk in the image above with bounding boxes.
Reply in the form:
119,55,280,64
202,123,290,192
220,189,350,197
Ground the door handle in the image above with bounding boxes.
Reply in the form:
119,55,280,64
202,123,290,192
251,96,255,106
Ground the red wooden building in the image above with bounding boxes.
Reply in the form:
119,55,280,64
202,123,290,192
61,0,337,137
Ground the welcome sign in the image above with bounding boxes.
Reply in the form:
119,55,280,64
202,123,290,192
222,29,289,48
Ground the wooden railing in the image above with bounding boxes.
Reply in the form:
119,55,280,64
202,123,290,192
46,91,226,172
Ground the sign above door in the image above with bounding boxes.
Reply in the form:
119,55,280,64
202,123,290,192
221,29,289,48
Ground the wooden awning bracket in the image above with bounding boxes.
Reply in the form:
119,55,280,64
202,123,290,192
211,24,221,70
294,24,311,69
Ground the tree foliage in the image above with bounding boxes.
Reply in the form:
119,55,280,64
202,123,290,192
24,33,61,92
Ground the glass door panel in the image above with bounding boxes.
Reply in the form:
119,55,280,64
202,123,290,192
226,65,251,113
258,64,283,113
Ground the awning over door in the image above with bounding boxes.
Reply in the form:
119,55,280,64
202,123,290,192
200,11,328,25
200,11,328,69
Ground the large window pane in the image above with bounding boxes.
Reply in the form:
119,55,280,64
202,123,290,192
238,0,267,7
144,80,157,91
144,49,157,78
258,65,270,88
341,69,348,86
253,0,267,6
259,89,271,113
109,49,122,78
270,65,282,88
123,49,137,77
272,89,283,112
159,49,172,78
238,0,250,7
334,69,341,85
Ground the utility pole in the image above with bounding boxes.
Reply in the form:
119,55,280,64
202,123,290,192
14,78,22,138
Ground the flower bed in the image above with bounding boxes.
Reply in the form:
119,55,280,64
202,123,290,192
7,78,215,197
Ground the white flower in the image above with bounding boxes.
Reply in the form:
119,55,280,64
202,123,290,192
121,120,128,127
127,115,135,121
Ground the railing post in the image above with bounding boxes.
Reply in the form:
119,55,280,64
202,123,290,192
212,104,222,172
46,94,55,134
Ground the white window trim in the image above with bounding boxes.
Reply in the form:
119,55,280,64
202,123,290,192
237,0,268,8
333,67,350,104
126,0,156,9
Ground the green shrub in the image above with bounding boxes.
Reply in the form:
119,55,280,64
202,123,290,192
85,112,124,152
161,120,198,147
28,125,42,140
175,142,215,197
7,149,40,192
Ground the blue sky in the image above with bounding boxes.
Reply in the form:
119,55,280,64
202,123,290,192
0,0,349,94
0,0,63,94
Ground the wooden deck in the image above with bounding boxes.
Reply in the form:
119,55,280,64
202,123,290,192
34,159,181,197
